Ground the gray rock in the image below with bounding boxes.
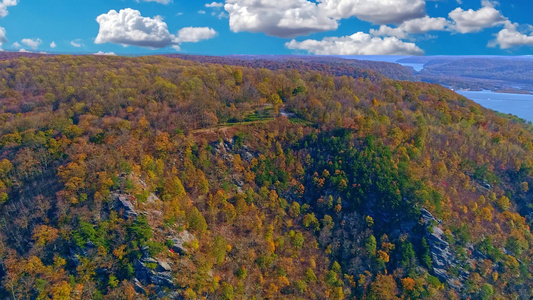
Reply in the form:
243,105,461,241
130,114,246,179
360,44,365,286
147,193,161,204
422,207,465,290
134,261,150,286
133,278,147,295
242,151,254,162
157,260,172,272
142,257,158,265
225,139,234,150
421,208,440,225
142,257,172,272
135,259,175,288
232,175,244,188
171,230,195,255
113,193,138,219
150,271,174,287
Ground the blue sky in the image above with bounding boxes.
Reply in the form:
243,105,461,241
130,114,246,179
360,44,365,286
0,0,532,56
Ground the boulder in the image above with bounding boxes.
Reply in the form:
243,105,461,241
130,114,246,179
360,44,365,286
113,193,138,219
135,258,175,288
150,271,174,288
242,151,254,162
171,230,196,255
157,260,172,272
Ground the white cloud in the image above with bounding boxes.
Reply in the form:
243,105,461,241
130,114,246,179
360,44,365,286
449,0,506,33
398,16,450,34
94,51,117,56
21,38,42,50
95,9,217,49
223,0,430,38
490,21,533,49
175,27,217,43
206,2,223,8
318,0,426,25
371,25,409,39
136,0,171,4
96,8,176,48
285,32,424,55
18,48,30,53
206,1,227,18
0,0,17,18
70,39,83,47
12,41,20,48
50,41,56,48
0,27,6,44
198,10,206,14
224,0,338,38
0,0,13,49
371,16,451,39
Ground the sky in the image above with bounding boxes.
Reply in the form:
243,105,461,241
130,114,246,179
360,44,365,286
0,0,533,56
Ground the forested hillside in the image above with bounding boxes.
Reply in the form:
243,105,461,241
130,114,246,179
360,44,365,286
0,54,532,299
164,54,415,82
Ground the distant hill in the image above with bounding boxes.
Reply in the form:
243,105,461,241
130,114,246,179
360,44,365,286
163,54,415,81
398,56,533,91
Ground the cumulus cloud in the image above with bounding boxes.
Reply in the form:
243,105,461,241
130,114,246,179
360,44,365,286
95,9,217,49
371,16,451,38
50,41,56,48
136,0,172,4
0,0,17,18
175,27,217,43
223,0,430,38
224,0,338,38
94,51,117,56
449,0,506,33
21,38,42,50
96,9,175,48
18,48,30,53
318,0,426,25
285,32,424,55
490,21,533,49
12,41,20,48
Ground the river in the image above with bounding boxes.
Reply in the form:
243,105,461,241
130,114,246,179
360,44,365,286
456,90,533,123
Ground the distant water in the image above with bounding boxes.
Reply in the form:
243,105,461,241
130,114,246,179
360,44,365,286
398,62,425,72
456,90,533,123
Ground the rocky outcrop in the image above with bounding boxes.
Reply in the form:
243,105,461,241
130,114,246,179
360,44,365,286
135,257,175,289
170,230,196,255
133,278,147,295
421,208,468,290
112,193,138,219
465,172,493,190
211,138,255,163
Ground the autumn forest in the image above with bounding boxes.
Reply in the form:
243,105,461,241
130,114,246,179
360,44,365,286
0,54,532,299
